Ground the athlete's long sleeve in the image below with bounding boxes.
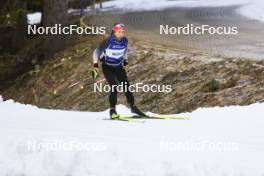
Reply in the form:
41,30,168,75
92,48,100,66
92,38,109,67
123,49,128,66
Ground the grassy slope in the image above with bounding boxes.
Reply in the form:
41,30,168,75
1,35,264,114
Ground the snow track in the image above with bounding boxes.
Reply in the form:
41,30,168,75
0,99,264,175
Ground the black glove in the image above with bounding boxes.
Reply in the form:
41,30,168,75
123,60,128,66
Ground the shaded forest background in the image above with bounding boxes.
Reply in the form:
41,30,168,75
0,0,104,91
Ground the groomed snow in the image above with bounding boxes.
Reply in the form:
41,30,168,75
0,98,264,176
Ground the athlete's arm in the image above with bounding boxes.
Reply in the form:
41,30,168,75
123,37,128,67
123,49,128,66
92,38,110,67
92,49,100,68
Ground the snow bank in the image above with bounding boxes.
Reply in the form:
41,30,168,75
238,0,264,22
27,1,264,25
98,0,264,22
0,99,264,175
27,12,42,25
102,0,247,11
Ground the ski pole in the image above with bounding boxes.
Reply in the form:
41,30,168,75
95,78,105,83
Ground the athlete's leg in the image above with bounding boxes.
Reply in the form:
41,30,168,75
102,64,118,108
115,66,135,106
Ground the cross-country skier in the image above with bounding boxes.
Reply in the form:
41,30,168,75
92,23,147,119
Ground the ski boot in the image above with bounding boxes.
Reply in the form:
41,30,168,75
130,105,148,117
110,108,119,119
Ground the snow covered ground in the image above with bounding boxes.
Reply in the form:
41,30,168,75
0,96,264,176
28,0,264,25
27,12,42,25
101,0,247,10
99,0,264,22
238,0,264,22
